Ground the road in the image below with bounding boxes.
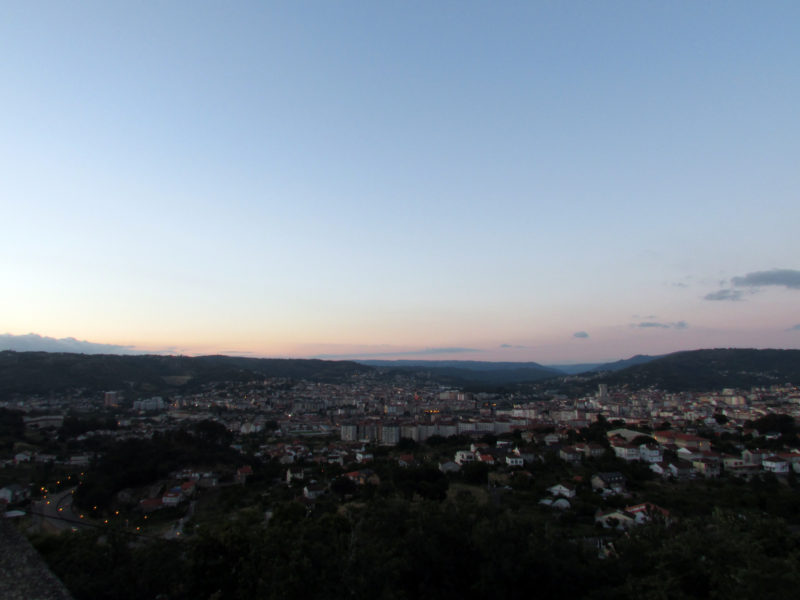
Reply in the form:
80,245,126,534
31,487,88,533
164,500,195,539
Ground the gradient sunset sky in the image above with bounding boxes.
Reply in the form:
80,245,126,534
2,2,799,363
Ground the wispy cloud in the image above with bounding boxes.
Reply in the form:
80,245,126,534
787,324,800,332
499,343,529,349
312,347,480,359
572,331,589,339
732,269,800,289
633,321,688,330
704,268,800,301
0,333,141,355
704,289,744,302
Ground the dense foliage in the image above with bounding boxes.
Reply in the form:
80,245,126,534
597,348,800,391
32,499,800,600
0,351,371,397
73,421,240,512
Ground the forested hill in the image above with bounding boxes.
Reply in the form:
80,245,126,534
595,348,800,391
0,351,371,396
358,360,562,385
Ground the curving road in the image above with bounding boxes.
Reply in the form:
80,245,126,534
32,487,88,532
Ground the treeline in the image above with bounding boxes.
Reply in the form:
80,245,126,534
74,421,240,512
33,500,800,600
0,351,370,397
597,348,800,392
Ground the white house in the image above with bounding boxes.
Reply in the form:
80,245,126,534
505,455,524,467
547,483,576,499
455,450,475,465
638,443,663,463
762,456,790,474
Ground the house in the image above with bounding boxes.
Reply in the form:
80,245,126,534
476,453,495,465
543,433,562,446
139,497,163,513
286,466,305,485
303,483,327,500
692,458,720,478
559,446,582,463
653,430,711,451
326,452,345,466
355,452,373,463
455,450,475,465
162,490,183,506
649,462,669,477
198,473,219,488
0,484,28,504
595,508,637,530
611,441,640,462
722,455,747,470
591,472,627,494
667,461,693,479
505,455,524,467
547,483,576,499
575,442,606,458
638,443,663,463
344,469,380,486
69,455,91,467
397,454,416,468
236,465,253,484
606,428,645,442
742,448,768,465
540,497,571,510
624,502,670,524
676,447,701,461
777,452,800,467
762,456,790,474
14,452,32,464
439,461,461,474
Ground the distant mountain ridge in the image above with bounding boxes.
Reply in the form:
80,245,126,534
0,351,370,397
359,355,662,376
1,348,798,398
357,359,562,386
595,348,800,391
573,354,663,374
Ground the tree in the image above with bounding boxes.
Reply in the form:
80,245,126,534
193,419,233,447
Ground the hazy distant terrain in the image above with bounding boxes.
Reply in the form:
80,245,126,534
0,351,370,397
1,348,799,398
363,355,663,376
594,348,800,391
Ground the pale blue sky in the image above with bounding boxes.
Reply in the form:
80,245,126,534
2,1,799,362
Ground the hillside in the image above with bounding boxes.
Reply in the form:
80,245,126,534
0,351,371,397
359,360,562,385
548,354,661,375
595,348,800,391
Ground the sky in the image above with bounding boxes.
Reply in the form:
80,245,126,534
2,1,799,364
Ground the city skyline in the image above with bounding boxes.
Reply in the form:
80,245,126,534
2,2,799,363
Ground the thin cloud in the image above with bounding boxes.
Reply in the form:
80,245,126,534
500,343,528,349
312,347,480,359
633,321,688,330
704,289,744,302
732,269,800,289
787,324,800,332
572,331,589,339
0,333,140,355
